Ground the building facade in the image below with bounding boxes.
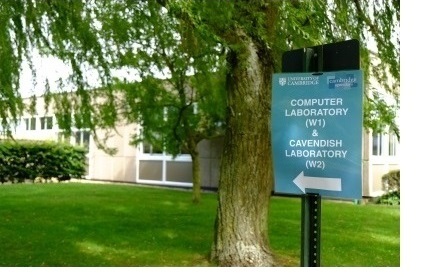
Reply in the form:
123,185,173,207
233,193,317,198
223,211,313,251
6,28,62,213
3,96,398,198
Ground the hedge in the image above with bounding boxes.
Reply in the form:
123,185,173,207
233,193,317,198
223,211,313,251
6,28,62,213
0,140,86,183
378,169,400,205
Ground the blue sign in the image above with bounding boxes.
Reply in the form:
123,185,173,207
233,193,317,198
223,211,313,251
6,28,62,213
271,70,363,199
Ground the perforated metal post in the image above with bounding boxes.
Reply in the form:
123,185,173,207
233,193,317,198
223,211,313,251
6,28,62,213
301,193,321,267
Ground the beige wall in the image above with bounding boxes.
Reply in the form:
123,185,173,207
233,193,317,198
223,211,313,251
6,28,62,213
87,123,139,183
13,97,58,141
363,131,400,197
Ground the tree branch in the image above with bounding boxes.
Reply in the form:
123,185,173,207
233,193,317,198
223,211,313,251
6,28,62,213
352,0,387,50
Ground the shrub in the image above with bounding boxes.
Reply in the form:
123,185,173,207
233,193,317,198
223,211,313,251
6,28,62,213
382,169,400,192
378,170,400,205
0,140,86,183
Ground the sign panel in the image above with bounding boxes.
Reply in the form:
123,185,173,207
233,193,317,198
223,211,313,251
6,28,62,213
271,70,363,199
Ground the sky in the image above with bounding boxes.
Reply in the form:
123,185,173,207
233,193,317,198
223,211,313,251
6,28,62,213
19,51,73,97
19,49,143,98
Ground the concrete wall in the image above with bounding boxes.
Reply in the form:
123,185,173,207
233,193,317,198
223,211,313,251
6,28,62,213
87,123,139,183
198,136,224,188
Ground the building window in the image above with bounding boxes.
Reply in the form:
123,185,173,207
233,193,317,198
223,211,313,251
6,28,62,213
137,127,164,155
388,132,398,156
141,140,163,155
40,116,53,130
372,133,382,156
24,118,37,130
75,130,91,150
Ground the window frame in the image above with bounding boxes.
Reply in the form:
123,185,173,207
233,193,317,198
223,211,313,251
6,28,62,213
40,116,53,130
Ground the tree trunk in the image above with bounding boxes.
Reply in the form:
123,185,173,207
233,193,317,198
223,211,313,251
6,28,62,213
211,31,275,266
190,146,201,204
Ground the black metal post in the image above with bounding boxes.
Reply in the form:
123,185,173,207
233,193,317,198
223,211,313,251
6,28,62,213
301,193,321,267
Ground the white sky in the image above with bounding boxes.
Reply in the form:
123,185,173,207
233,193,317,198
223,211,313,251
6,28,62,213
19,52,73,97
18,49,144,98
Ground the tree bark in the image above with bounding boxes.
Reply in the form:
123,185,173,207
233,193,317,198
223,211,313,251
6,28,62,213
190,145,202,204
211,29,275,266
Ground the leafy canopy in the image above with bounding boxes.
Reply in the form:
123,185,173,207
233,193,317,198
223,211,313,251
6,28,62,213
0,0,399,138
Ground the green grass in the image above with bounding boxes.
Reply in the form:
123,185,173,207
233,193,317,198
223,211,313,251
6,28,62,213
0,183,399,266
269,197,400,266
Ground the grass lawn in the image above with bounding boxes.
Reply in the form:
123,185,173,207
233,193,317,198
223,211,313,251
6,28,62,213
0,183,399,267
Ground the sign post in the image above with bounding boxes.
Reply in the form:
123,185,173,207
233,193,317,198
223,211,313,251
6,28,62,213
272,40,363,267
